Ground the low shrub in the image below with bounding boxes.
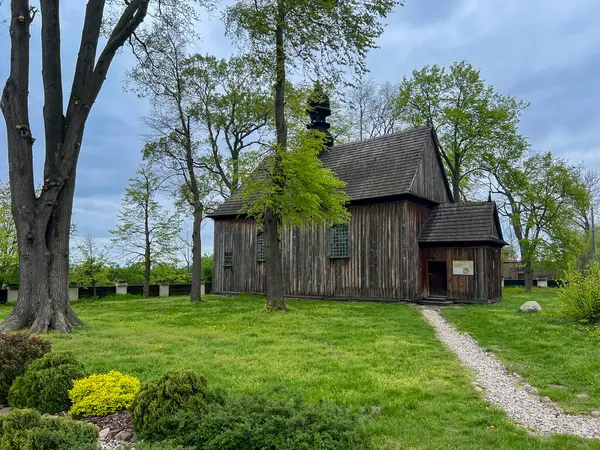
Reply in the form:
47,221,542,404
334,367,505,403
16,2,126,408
124,442,192,450
189,391,370,450
69,371,141,417
8,352,88,414
131,371,224,442
0,408,99,450
558,263,600,323
0,333,51,403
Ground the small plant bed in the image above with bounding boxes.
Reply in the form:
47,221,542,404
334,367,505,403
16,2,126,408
2,294,600,448
81,410,134,444
443,288,600,414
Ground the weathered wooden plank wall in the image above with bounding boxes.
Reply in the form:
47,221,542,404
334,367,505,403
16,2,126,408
213,219,266,294
410,138,452,204
213,200,427,300
420,246,502,302
213,201,502,303
403,202,430,298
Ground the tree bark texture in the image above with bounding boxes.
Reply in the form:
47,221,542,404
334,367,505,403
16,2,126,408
264,209,286,310
1,0,149,332
261,2,288,311
181,107,203,303
190,209,203,302
144,196,151,299
524,260,533,292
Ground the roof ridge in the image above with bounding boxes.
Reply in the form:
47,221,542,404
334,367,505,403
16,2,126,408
330,125,432,150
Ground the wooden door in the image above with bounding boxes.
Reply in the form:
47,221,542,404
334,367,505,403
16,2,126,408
428,261,447,297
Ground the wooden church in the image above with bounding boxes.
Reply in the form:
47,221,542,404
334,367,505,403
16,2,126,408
208,92,506,304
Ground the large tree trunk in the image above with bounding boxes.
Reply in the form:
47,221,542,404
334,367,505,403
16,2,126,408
190,208,203,302
524,259,533,292
0,178,83,333
0,3,81,333
452,168,461,203
261,3,288,311
1,0,149,333
264,209,285,310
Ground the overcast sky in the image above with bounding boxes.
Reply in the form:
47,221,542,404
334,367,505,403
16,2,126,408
0,0,599,258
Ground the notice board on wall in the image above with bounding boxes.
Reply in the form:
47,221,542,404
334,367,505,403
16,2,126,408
452,260,474,275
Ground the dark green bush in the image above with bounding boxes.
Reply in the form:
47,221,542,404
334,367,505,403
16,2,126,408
132,371,224,442
0,333,51,403
0,408,99,450
558,263,600,323
8,352,87,414
190,392,369,450
124,442,192,450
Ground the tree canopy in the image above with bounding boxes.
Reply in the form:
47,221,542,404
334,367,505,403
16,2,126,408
110,163,181,297
224,0,400,310
490,151,590,290
395,61,529,201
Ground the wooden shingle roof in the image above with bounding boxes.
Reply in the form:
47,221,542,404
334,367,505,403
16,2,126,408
209,126,440,217
318,127,433,200
419,202,506,245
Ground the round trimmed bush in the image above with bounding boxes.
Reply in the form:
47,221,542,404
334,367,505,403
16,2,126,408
0,408,98,450
132,371,223,442
8,352,87,414
69,371,142,417
0,333,51,403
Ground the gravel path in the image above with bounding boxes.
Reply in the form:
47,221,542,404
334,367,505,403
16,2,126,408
419,306,600,439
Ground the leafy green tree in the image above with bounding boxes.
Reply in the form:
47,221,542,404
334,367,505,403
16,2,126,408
110,164,182,298
572,168,600,270
0,182,18,287
107,263,146,285
129,15,206,303
69,232,109,297
490,151,590,291
201,254,213,283
225,0,400,310
395,61,529,201
0,0,167,333
131,9,270,302
184,54,273,198
151,263,192,284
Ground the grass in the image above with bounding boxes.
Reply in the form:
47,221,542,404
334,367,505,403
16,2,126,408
1,294,599,449
444,287,600,414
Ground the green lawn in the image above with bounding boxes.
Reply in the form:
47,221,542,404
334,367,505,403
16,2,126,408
444,288,600,414
1,294,598,449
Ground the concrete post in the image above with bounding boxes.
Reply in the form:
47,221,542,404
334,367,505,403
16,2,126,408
159,283,170,297
537,277,548,288
116,282,128,295
201,282,206,296
7,286,18,303
68,285,79,302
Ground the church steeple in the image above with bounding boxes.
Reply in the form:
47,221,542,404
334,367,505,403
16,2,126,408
306,81,333,147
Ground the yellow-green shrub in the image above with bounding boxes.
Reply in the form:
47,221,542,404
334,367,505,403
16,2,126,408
558,262,600,324
69,371,141,417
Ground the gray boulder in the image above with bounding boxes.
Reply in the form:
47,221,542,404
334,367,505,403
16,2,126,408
520,301,542,313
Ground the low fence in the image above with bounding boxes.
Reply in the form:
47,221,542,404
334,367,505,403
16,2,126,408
0,282,213,304
503,279,560,288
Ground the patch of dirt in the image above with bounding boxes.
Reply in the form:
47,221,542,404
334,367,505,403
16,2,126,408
78,410,134,443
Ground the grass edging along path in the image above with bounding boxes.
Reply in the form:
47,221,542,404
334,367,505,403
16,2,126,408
443,288,600,415
1,295,600,449
421,306,600,439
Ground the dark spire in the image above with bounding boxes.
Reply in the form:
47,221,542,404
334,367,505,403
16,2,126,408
307,81,333,147
488,190,493,202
